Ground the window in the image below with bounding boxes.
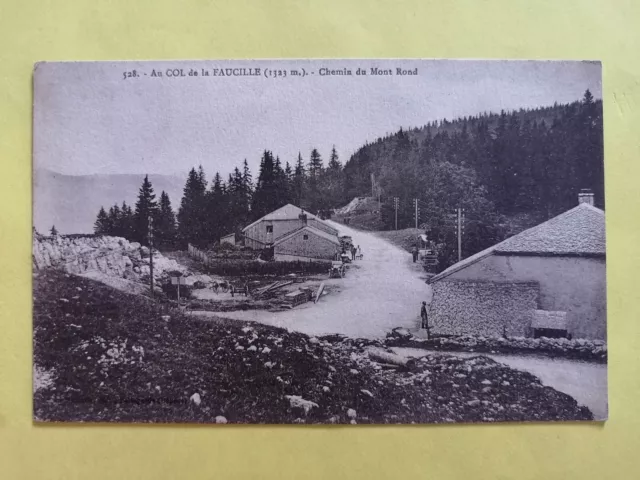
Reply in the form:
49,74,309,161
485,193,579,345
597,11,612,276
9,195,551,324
266,225,273,233
303,234,309,240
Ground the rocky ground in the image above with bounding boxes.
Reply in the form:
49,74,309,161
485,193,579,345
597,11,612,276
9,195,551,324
33,269,592,424
386,328,607,363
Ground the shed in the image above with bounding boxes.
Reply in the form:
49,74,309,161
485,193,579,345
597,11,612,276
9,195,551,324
220,232,240,246
428,193,606,340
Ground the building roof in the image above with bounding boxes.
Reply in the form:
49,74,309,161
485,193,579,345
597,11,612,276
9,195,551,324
430,203,605,283
273,225,340,246
242,204,326,232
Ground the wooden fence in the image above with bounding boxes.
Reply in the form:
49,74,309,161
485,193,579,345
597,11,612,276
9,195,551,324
188,244,214,266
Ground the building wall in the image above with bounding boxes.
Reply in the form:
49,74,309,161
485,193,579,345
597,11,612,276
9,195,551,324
244,219,303,249
430,280,540,337
244,218,337,249
220,234,236,246
438,254,606,339
274,231,339,261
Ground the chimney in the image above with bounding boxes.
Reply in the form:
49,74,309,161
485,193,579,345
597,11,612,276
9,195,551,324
298,209,308,226
578,189,595,206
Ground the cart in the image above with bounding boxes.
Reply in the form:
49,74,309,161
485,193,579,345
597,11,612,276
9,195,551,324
329,261,346,278
339,235,353,250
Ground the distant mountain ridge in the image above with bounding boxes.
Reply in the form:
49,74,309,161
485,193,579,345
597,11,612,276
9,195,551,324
34,169,185,234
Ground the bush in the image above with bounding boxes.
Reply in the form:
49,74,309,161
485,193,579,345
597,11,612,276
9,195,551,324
203,260,329,277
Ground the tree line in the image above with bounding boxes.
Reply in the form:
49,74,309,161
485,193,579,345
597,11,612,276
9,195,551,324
343,90,603,269
93,147,348,249
93,91,603,271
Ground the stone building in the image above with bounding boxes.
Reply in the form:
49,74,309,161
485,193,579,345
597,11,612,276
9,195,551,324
242,204,338,250
273,224,341,262
428,191,606,340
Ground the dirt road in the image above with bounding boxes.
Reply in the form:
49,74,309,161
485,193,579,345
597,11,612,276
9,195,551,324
201,221,430,339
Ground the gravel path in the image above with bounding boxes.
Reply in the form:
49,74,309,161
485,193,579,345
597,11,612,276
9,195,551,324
197,221,430,339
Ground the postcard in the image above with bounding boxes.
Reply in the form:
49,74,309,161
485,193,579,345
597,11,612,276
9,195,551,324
33,59,606,424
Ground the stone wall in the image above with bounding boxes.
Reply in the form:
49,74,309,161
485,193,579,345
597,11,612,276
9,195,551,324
440,254,607,340
430,279,540,337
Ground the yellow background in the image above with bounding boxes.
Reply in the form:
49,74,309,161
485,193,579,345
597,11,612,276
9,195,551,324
1,1,639,478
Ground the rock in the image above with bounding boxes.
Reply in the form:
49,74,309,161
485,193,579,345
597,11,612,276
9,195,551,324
390,327,412,339
247,345,257,352
190,393,202,406
347,408,357,419
215,416,228,424
285,395,319,415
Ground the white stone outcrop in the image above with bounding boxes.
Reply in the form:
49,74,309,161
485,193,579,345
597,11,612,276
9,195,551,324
32,234,187,282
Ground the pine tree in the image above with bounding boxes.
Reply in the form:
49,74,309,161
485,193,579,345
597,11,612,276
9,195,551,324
308,148,323,177
156,191,177,247
133,175,159,244
94,207,109,235
50,225,58,237
108,204,122,236
177,167,208,247
305,148,324,212
328,145,342,171
120,201,135,239
251,150,278,219
293,152,306,206
242,159,254,215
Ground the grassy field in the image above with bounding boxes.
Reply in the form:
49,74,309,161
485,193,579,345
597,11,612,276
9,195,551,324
373,228,424,253
33,269,592,424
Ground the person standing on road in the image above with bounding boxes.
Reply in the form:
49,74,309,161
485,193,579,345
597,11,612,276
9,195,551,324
420,301,430,338
356,245,362,259
351,245,357,260
412,246,418,263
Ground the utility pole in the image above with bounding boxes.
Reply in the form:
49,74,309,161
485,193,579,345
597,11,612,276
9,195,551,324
393,197,399,230
455,207,465,263
414,198,419,229
148,215,154,297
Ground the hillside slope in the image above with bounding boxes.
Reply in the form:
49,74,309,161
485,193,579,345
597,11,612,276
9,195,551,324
33,270,592,424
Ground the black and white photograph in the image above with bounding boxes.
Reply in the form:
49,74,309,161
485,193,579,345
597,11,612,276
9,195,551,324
32,59,606,424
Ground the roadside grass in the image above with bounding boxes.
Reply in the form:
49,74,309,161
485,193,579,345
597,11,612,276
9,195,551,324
373,228,424,253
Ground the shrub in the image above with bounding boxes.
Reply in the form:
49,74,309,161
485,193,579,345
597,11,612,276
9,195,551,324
203,260,328,277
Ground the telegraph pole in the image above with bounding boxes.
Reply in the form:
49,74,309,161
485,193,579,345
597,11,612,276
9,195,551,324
393,197,399,230
455,207,465,263
148,215,154,297
414,198,419,229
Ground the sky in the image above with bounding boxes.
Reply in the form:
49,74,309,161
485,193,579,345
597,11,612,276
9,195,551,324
33,60,602,180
